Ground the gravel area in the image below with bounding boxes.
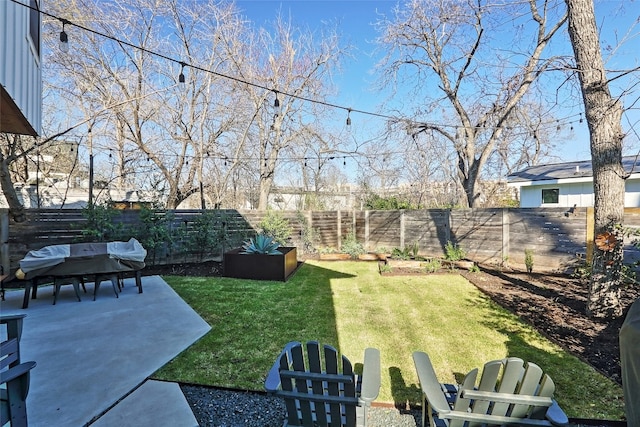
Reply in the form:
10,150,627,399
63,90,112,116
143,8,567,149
180,385,421,427
179,385,628,427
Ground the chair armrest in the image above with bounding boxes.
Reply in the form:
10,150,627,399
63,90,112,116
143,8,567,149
412,351,451,414
0,361,36,384
264,341,300,393
460,389,553,406
546,400,569,426
0,314,27,323
446,410,558,426
359,347,381,404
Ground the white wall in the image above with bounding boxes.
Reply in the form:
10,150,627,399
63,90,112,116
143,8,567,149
518,178,640,208
0,0,42,134
625,179,640,207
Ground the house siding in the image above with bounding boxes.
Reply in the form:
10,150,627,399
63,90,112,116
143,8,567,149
1,0,42,134
519,178,640,208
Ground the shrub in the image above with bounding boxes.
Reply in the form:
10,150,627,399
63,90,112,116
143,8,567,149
260,210,292,246
185,211,225,261
423,258,442,273
137,208,175,265
444,241,465,261
296,211,319,254
80,202,126,242
391,247,413,260
341,230,366,259
524,249,534,273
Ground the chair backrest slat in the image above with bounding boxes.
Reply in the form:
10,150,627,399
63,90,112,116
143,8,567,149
491,357,525,416
1,338,20,370
450,368,478,427
280,348,302,426
309,342,328,426
530,374,556,419
342,355,356,427
471,359,502,415
323,345,346,427
510,362,544,418
292,344,314,426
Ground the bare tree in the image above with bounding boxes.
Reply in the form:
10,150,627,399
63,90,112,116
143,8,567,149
564,0,627,319
44,0,246,208
377,0,568,207
224,14,348,209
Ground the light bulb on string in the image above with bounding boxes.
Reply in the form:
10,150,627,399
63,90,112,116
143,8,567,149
59,19,69,52
179,62,186,83
273,91,281,116
346,109,352,132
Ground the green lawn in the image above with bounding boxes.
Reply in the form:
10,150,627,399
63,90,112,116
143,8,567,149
153,260,624,420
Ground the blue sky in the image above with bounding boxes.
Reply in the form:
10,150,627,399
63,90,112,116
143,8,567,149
235,0,639,164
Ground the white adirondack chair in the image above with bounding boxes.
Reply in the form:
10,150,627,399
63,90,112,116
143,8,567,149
413,352,569,427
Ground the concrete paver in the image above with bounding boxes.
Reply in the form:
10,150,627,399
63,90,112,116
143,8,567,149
0,275,211,426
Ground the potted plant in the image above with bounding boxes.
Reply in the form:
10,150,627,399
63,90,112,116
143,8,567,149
223,234,298,281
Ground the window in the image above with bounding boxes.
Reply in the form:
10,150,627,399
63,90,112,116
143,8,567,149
29,0,40,57
542,188,559,204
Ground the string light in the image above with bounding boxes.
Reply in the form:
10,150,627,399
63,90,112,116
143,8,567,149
59,19,69,52
273,91,281,116
178,62,186,83
13,1,596,166
346,108,352,132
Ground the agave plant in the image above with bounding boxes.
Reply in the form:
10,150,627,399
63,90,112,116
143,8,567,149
241,233,282,255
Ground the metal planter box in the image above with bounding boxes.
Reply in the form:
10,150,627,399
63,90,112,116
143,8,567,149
223,247,298,281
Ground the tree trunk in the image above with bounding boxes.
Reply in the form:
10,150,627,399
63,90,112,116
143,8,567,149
565,0,625,319
0,155,26,222
258,172,274,210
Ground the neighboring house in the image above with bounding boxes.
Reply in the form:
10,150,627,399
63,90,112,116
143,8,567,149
1,0,42,136
0,181,155,210
508,156,640,208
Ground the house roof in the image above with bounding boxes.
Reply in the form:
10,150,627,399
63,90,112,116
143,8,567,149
507,156,640,184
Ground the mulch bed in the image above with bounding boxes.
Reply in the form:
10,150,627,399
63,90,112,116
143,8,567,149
460,266,639,384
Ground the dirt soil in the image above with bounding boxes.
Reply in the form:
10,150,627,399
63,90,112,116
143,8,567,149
141,258,640,386
460,267,639,385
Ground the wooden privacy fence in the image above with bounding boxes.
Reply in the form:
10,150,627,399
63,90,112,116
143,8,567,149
2,207,640,274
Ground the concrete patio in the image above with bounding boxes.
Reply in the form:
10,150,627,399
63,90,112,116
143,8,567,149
1,275,211,426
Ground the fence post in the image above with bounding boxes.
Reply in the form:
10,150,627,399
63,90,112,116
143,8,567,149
337,210,342,249
364,210,370,251
400,210,405,249
0,210,9,275
502,208,510,265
